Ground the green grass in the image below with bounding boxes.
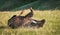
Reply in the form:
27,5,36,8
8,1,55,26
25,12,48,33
0,10,60,35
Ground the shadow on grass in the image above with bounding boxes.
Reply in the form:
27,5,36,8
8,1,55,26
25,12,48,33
0,26,9,29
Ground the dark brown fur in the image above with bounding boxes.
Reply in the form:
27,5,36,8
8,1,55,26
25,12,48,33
8,8,45,29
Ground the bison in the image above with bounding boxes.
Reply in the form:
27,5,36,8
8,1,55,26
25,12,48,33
8,8,45,29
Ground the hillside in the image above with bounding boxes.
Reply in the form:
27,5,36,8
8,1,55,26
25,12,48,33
0,0,60,11
13,0,60,11
0,0,37,11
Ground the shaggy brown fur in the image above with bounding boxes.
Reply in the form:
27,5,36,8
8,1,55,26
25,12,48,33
8,8,45,29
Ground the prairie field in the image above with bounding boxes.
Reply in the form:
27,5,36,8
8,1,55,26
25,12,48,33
0,10,60,35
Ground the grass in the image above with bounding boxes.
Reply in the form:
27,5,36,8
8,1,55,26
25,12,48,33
0,10,60,35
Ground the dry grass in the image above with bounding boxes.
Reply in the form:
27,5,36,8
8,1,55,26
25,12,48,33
0,10,60,35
